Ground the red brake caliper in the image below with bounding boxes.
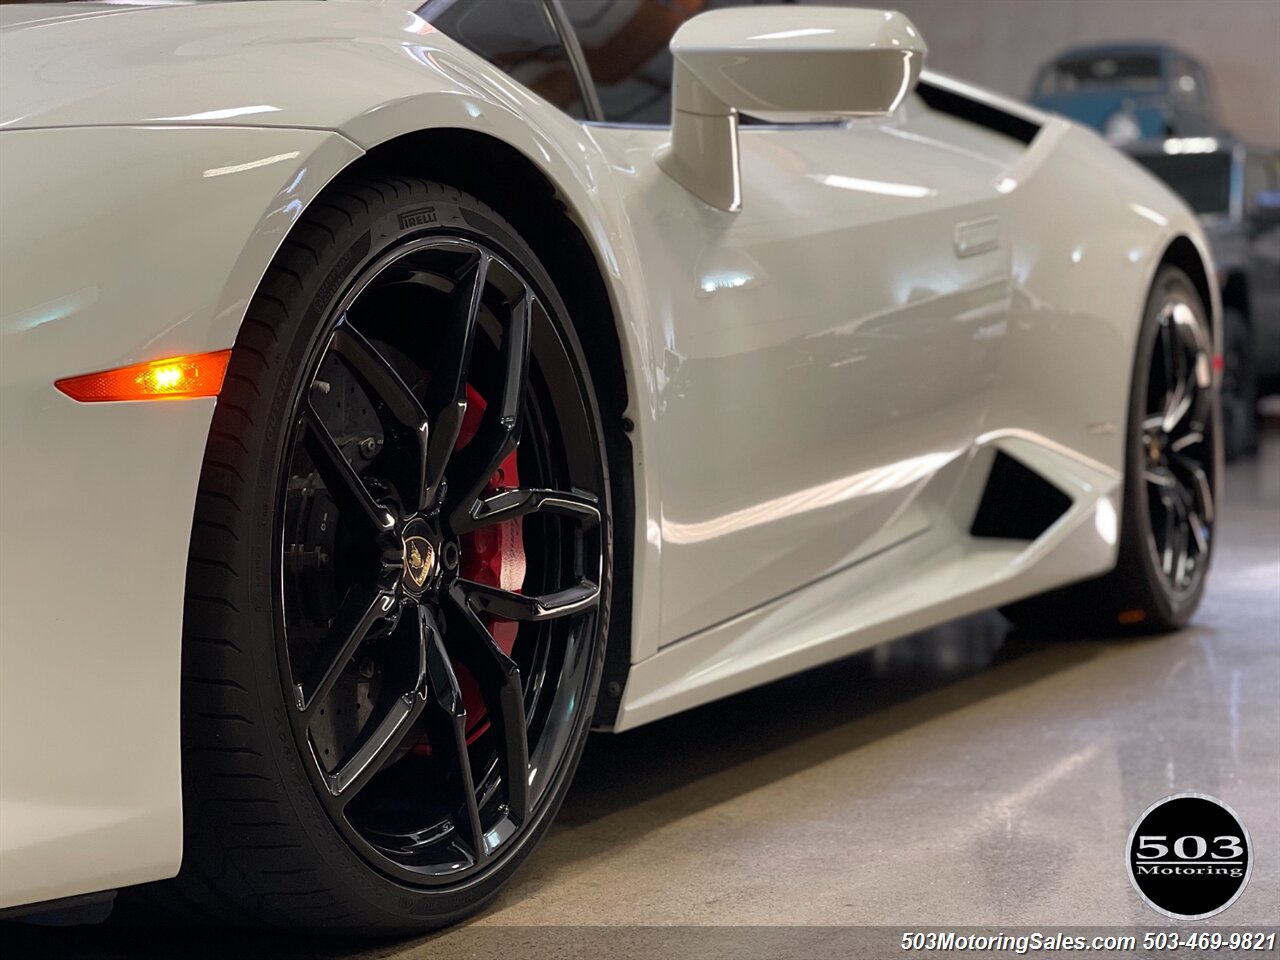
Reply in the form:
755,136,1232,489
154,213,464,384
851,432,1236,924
453,383,525,743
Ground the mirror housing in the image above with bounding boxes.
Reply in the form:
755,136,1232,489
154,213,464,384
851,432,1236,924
657,7,926,211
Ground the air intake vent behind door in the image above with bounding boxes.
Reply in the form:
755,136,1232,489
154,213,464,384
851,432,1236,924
970,451,1072,540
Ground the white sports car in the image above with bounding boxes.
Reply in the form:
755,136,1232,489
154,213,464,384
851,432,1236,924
0,0,1220,934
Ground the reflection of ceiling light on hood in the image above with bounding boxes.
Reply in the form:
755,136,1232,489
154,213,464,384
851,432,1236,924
150,105,280,122
1163,137,1219,155
749,28,834,41
809,174,934,198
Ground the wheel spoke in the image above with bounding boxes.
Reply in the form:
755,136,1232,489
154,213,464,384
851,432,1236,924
456,578,600,623
1169,493,1191,587
326,622,428,801
1167,461,1211,563
296,586,394,715
1183,352,1214,435
445,585,530,822
328,693,423,801
422,254,489,504
1162,374,1192,434
420,605,485,860
446,292,533,531
329,320,431,511
1188,508,1209,555
1160,490,1178,577
301,405,396,536
1143,464,1177,490
459,487,600,534
1170,453,1215,524
1168,475,1203,572
1164,304,1211,436
1149,311,1190,432
1159,312,1176,397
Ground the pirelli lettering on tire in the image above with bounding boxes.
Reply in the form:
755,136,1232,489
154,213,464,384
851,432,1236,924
398,207,438,230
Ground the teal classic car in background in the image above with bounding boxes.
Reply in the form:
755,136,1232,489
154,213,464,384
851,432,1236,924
1030,43,1218,145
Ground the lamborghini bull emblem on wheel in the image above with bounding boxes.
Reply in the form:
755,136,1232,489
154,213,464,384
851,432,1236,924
403,536,434,589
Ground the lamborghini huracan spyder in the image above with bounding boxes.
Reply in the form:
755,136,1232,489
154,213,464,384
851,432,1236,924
0,0,1221,933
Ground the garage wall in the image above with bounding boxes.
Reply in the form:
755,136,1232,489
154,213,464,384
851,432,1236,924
822,0,1280,147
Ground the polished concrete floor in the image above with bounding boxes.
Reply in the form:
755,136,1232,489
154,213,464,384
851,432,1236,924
7,426,1278,958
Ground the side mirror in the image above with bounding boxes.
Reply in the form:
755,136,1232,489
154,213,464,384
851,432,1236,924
657,6,926,211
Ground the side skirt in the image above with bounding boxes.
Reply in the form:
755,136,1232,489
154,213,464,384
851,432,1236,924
613,431,1120,731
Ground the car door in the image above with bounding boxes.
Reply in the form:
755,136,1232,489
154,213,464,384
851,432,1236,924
618,120,1014,644
562,1,1015,645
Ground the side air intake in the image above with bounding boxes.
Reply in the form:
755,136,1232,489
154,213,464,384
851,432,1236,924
970,451,1072,540
916,80,1041,145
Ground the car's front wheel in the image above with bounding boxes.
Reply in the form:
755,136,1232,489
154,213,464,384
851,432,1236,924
140,177,613,933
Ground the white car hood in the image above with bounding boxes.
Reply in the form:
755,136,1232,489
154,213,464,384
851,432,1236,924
0,1,458,132
0,0,411,30
0,2,151,30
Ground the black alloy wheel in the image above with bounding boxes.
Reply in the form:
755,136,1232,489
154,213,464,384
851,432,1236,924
1137,293,1216,598
140,177,614,933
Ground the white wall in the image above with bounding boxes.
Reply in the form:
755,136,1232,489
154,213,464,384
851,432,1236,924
830,0,1280,147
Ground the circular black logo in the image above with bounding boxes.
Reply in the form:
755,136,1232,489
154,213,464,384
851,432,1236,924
1127,794,1252,920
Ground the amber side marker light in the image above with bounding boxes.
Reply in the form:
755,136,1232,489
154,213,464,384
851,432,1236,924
55,349,232,402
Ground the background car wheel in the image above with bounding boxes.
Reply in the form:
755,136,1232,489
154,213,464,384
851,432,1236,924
129,177,613,933
1220,307,1258,461
1002,265,1219,636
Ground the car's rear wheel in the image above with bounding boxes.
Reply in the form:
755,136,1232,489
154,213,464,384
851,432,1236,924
1002,266,1219,635
137,177,612,933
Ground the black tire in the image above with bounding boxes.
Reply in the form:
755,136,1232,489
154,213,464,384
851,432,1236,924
1002,266,1219,636
129,177,614,933
1221,307,1258,461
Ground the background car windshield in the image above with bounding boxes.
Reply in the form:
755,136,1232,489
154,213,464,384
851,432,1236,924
561,0,704,124
415,0,587,119
420,0,831,125
1131,151,1233,215
560,0,779,124
1037,54,1163,95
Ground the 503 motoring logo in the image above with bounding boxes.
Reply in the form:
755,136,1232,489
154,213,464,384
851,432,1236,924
1127,794,1253,920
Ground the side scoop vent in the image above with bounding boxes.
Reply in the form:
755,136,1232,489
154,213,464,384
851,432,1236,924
916,80,1041,145
970,451,1072,540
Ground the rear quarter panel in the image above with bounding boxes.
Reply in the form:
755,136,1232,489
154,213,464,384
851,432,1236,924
987,120,1218,474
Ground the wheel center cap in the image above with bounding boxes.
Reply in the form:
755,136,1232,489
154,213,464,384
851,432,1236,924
400,520,437,595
